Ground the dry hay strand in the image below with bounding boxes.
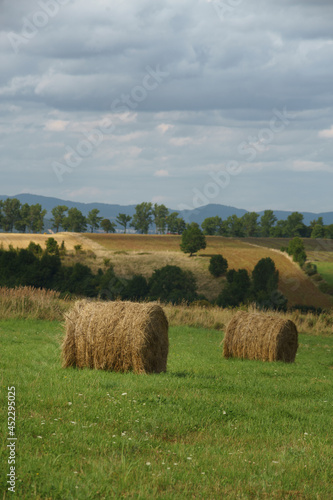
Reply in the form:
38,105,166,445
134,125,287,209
62,300,169,374
223,311,298,363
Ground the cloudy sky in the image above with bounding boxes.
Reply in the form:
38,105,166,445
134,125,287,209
1,0,333,213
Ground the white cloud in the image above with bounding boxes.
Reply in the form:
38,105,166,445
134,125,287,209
292,160,332,172
44,120,69,132
154,169,169,177
157,123,174,134
318,126,333,138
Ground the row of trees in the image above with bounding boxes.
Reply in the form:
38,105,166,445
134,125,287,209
0,199,46,233
201,212,333,239
2,198,333,239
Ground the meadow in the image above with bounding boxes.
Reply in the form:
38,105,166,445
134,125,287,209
1,313,332,499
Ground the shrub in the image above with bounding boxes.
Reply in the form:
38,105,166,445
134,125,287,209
148,265,198,304
287,237,307,266
27,241,43,257
303,262,317,276
216,269,251,307
209,255,228,277
45,237,59,255
122,275,149,301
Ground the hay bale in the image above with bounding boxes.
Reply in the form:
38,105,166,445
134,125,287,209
62,300,169,374
223,311,298,363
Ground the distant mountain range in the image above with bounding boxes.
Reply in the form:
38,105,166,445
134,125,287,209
1,193,333,226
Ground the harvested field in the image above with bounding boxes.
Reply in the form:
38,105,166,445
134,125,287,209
0,232,91,251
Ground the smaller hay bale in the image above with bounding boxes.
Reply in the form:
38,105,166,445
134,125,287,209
62,300,169,374
223,311,298,363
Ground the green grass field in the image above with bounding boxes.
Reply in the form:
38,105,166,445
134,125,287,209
1,319,332,499
316,262,333,288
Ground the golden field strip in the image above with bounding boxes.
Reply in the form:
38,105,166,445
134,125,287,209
0,232,92,252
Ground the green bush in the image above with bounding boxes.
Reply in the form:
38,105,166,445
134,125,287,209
208,255,228,277
303,262,318,276
148,265,198,304
45,237,59,255
216,269,251,307
287,237,307,266
122,275,149,301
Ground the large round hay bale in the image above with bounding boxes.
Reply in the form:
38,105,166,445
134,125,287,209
223,311,298,363
62,300,169,374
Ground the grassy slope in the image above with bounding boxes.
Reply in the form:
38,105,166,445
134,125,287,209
84,234,332,308
0,319,332,499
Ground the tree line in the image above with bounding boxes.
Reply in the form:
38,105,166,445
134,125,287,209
1,198,333,238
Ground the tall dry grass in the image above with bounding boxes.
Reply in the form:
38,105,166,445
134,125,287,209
0,286,70,320
0,286,332,335
163,302,333,336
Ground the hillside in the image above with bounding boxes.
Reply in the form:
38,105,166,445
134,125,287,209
80,234,332,309
1,232,331,308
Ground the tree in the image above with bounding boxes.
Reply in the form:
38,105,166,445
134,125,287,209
148,265,197,304
225,215,244,237
64,208,87,232
131,203,153,234
241,212,259,237
201,216,223,235
51,205,68,232
216,269,251,307
260,210,277,237
27,204,47,233
217,219,230,236
252,257,279,296
45,237,59,255
180,223,206,256
116,213,132,234
87,209,103,232
271,219,289,238
1,198,21,232
14,203,30,233
166,212,186,234
101,219,116,233
287,237,307,266
153,204,169,234
285,212,306,237
209,255,228,277
311,224,325,239
325,224,333,239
